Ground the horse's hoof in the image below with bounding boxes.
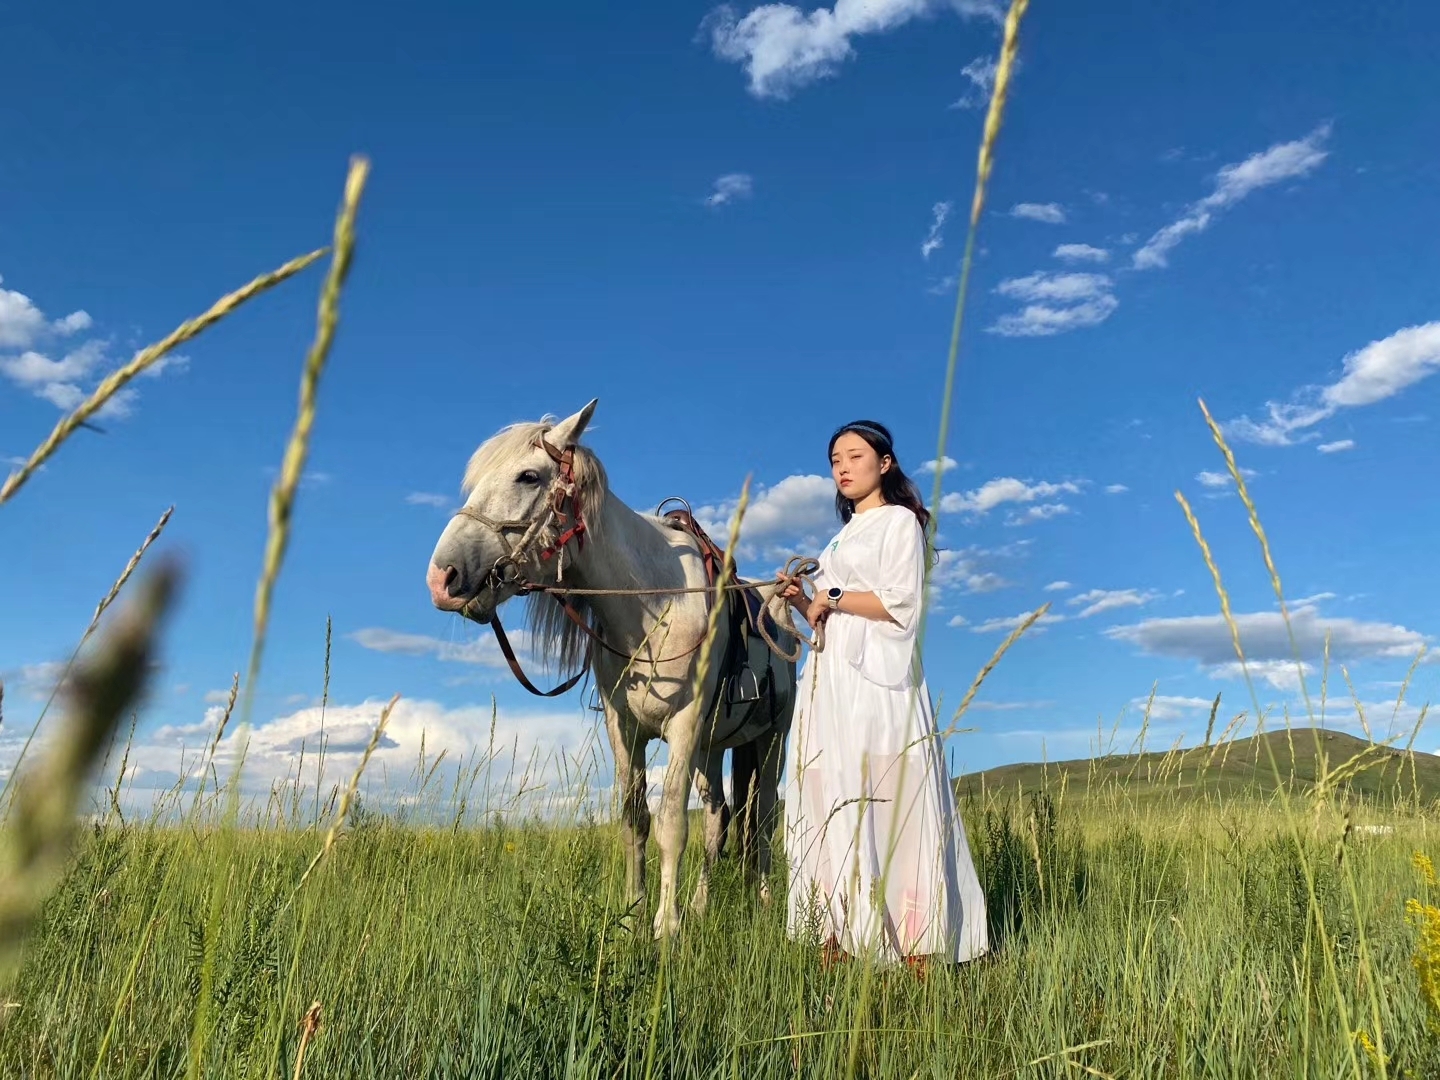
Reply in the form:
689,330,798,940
689,881,710,917
652,908,683,941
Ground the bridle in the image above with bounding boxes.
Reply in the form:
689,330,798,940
447,435,714,698
451,435,588,592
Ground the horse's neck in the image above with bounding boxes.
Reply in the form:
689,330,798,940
571,493,696,645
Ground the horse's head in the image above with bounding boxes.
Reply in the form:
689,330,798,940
427,398,600,622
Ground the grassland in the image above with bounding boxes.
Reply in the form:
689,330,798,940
1,748,1439,1078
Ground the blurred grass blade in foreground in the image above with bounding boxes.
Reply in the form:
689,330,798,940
0,559,183,990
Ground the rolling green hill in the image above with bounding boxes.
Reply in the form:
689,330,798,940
955,727,1440,805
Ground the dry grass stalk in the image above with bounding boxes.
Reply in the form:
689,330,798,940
242,156,370,729
945,601,1050,732
0,560,182,990
0,253,326,508
292,1001,323,1080
292,692,400,899
920,0,1031,657
1,505,176,815
689,476,751,712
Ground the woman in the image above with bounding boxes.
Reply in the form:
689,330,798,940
780,420,988,973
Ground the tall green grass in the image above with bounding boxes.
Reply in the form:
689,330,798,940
1,773,1438,1078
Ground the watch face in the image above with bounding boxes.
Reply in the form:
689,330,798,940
827,587,843,601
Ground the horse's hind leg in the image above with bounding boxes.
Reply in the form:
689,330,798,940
751,727,786,907
689,749,727,918
730,740,760,879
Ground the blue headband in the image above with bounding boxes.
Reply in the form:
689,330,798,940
842,422,892,448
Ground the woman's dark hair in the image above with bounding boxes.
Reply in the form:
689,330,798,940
827,420,932,535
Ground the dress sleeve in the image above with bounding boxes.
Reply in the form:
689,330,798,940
847,509,926,690
873,509,925,633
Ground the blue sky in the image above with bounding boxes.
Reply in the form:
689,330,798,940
3,0,1439,810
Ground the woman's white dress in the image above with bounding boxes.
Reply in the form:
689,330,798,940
782,503,988,964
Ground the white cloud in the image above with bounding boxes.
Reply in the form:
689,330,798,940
988,271,1118,337
113,697,602,818
406,492,450,508
1208,659,1315,693
1105,600,1430,668
1104,483,1129,494
947,613,968,628
1195,467,1256,490
970,610,1066,633
948,54,998,110
0,275,180,420
942,476,1083,516
702,0,1003,100
1317,439,1355,454
1223,322,1440,447
965,699,1054,712
1010,202,1065,224
203,688,236,705
695,473,839,558
1053,243,1109,264
929,546,1013,594
0,279,48,348
1005,502,1070,526
349,626,542,671
1133,123,1331,270
919,455,958,474
921,200,952,260
1131,694,1217,722
1043,581,1072,592
1067,587,1162,619
704,172,754,208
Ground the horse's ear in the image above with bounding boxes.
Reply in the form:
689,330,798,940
548,398,598,448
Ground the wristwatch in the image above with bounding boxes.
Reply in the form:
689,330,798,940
826,587,843,609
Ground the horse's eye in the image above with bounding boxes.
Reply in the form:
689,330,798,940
516,470,541,485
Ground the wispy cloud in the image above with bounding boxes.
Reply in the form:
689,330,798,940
1195,467,1256,491
405,492,450,508
1317,439,1355,454
987,271,1118,337
919,455,958,474
1104,483,1129,494
948,54,998,110
702,0,1003,100
1067,587,1162,619
1222,322,1440,447
1009,202,1066,224
941,476,1084,519
1053,243,1109,264
704,172,754,208
970,610,1067,633
1133,122,1332,270
1043,581,1072,592
921,200,952,260
1105,598,1430,668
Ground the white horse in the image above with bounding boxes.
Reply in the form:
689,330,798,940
425,399,798,939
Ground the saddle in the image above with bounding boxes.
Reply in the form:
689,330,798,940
660,502,794,751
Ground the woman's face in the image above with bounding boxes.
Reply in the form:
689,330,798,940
830,431,890,503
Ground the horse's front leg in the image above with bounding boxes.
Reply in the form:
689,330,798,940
653,704,701,941
605,705,650,920
689,748,727,918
